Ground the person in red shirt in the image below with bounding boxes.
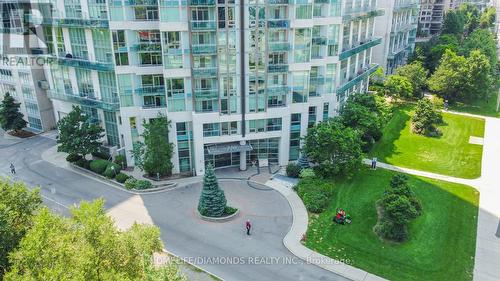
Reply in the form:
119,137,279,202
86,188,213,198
245,220,252,235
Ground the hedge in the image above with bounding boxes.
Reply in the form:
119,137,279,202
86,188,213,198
295,179,333,213
286,163,302,178
89,159,111,175
103,163,122,179
115,173,130,183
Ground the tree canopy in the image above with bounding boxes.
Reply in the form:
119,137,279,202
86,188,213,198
461,28,497,73
56,106,104,158
395,61,429,97
5,199,186,281
0,93,27,132
383,75,413,99
140,114,174,177
0,179,42,279
302,118,363,178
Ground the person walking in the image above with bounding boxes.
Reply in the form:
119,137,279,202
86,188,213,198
10,163,16,174
371,158,377,170
245,220,252,236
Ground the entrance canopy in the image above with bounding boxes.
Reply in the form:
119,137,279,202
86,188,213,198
207,142,253,155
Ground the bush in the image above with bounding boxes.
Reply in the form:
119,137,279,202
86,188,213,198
124,178,138,190
89,159,111,175
286,163,302,178
374,220,408,242
302,190,329,213
299,168,315,179
66,153,81,163
224,206,238,215
92,150,110,160
115,173,130,183
411,98,443,136
134,179,153,190
114,155,127,168
296,179,333,213
103,163,122,179
75,158,90,169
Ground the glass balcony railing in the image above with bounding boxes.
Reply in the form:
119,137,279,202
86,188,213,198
54,56,114,71
342,6,384,21
268,0,289,4
391,22,418,35
388,45,412,59
394,1,418,11
132,42,162,52
337,64,378,94
339,37,381,60
267,19,290,29
189,0,215,5
133,86,166,96
268,42,290,52
125,0,159,5
191,44,217,55
312,36,328,45
25,14,109,28
192,67,218,77
191,20,217,30
47,90,119,111
194,89,218,100
268,64,289,73
315,0,330,3
266,85,290,96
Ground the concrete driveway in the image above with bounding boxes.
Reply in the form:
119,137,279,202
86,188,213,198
0,132,347,281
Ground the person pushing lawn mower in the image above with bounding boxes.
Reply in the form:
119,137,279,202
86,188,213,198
333,208,351,225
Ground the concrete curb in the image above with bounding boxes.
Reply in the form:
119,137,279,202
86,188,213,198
69,164,178,194
162,249,225,281
265,179,388,281
197,208,240,222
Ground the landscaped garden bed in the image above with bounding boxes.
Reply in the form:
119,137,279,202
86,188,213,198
7,130,36,138
368,105,485,178
301,168,479,281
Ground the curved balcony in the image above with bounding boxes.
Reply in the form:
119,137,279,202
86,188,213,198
47,90,119,111
53,56,114,71
339,37,381,60
336,64,378,94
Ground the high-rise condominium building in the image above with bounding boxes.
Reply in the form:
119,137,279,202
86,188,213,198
0,1,56,132
36,0,383,175
373,0,418,73
418,0,450,36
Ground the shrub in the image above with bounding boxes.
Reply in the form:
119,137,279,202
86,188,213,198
295,179,333,213
286,163,302,178
411,98,443,136
103,163,122,179
114,155,127,168
124,178,137,190
66,153,81,163
89,159,111,175
92,150,111,160
115,173,130,183
374,220,408,242
299,168,316,179
134,179,153,190
75,159,90,169
224,206,238,215
302,190,329,213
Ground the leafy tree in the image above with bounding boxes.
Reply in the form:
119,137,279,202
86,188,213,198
441,10,465,36
0,93,27,132
57,106,104,158
383,75,413,99
302,118,363,178
198,164,228,217
428,49,466,101
458,3,480,35
411,98,443,136
141,114,174,177
461,50,492,101
479,7,496,29
395,61,429,97
461,28,497,72
340,94,385,151
421,35,460,72
0,179,42,278
5,199,185,281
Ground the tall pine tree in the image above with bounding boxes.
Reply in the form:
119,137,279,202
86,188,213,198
0,93,27,132
198,164,227,217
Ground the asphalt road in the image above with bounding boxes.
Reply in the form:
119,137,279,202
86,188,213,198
0,133,348,281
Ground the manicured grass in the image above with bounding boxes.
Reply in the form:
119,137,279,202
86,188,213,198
368,106,484,179
305,168,479,281
450,92,500,118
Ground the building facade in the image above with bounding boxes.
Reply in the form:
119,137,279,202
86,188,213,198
36,0,383,175
0,1,56,132
373,0,418,74
418,0,450,36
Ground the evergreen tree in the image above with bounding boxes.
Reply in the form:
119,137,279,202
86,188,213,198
0,93,27,132
56,106,104,158
141,114,174,177
198,164,227,217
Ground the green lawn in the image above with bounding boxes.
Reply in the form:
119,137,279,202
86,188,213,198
368,106,484,179
305,168,479,281
450,92,500,118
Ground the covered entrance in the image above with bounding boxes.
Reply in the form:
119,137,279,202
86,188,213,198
204,142,253,169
